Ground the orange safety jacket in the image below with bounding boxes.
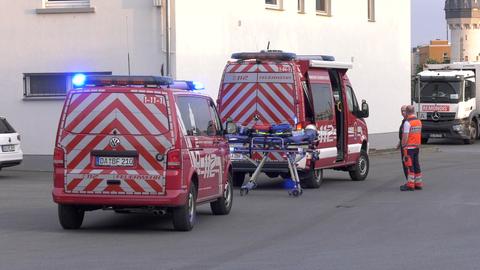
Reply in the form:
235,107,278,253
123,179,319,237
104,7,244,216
404,115,422,148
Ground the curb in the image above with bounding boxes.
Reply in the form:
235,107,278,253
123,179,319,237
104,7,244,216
369,145,440,156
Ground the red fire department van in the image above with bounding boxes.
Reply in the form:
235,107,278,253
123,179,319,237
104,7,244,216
52,75,233,231
218,51,370,188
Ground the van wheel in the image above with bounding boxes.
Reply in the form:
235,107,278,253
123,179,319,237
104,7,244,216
232,172,245,187
58,204,84,230
210,173,233,215
300,169,323,189
172,182,197,231
349,150,369,181
464,120,477,144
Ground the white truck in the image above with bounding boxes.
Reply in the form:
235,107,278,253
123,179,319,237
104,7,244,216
413,63,480,144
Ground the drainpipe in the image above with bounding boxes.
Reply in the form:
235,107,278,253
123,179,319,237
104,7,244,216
165,0,171,76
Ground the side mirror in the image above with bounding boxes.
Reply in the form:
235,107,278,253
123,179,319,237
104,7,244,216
225,121,237,134
360,100,369,118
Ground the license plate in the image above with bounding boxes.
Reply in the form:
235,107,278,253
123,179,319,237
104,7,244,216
1,145,15,152
230,153,244,160
429,133,443,138
418,112,427,120
96,157,134,167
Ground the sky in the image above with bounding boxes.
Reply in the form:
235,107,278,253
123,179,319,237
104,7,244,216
411,0,447,47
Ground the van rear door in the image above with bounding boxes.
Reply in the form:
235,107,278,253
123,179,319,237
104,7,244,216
59,89,172,196
219,62,297,127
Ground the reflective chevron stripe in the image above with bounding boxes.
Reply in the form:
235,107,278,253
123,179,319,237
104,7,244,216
60,90,172,195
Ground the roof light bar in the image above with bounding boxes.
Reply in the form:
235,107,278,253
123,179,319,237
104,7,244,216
170,80,205,91
79,75,174,88
296,55,336,61
232,50,297,61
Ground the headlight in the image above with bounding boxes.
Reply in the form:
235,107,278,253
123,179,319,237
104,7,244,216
229,146,235,152
452,124,464,132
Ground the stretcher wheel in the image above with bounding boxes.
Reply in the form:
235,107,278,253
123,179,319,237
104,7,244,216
288,189,302,197
240,188,248,196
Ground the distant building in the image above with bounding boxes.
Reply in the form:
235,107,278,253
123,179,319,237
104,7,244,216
411,40,451,74
446,0,480,61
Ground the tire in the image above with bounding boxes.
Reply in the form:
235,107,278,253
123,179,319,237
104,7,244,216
265,172,280,179
58,204,84,230
172,182,197,231
421,137,429,144
210,172,233,215
232,172,245,187
464,120,477,145
300,168,323,189
349,150,369,181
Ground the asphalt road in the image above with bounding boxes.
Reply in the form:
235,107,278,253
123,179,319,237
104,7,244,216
1,143,480,270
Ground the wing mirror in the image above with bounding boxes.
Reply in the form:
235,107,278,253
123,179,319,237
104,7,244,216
360,100,369,118
225,121,238,134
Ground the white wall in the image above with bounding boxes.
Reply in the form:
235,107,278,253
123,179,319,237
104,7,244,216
0,0,166,155
173,0,411,135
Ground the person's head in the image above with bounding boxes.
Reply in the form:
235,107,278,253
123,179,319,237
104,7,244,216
405,105,415,116
401,105,407,118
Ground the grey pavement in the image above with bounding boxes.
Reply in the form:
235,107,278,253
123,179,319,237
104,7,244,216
1,143,480,270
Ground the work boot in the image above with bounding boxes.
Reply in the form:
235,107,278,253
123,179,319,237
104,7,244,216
400,182,415,191
415,182,423,190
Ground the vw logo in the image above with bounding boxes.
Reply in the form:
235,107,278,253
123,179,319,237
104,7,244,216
432,111,441,121
109,137,121,148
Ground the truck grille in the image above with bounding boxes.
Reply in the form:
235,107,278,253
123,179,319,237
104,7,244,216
426,112,456,121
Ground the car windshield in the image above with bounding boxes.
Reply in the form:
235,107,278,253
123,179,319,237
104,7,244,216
419,81,462,104
0,118,16,134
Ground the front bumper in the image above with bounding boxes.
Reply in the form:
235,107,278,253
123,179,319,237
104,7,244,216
421,119,470,140
52,188,188,207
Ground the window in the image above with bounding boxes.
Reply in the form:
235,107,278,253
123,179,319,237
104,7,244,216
0,118,16,134
316,0,330,15
298,0,305,13
208,102,223,136
346,86,360,113
265,0,283,10
465,81,476,100
177,97,215,136
368,0,375,21
310,83,334,121
37,0,94,14
23,72,111,98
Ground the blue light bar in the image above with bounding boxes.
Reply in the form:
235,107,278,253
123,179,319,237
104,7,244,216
72,74,87,88
171,80,205,91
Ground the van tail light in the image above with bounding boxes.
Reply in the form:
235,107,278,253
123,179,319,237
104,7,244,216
53,147,65,169
167,149,182,170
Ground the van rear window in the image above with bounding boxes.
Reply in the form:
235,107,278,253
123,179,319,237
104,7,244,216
0,119,16,134
63,92,170,135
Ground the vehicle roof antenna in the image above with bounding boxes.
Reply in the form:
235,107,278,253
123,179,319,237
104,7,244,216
267,41,270,51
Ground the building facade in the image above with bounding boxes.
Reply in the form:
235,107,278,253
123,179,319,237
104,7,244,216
446,0,480,62
0,0,411,163
412,40,451,73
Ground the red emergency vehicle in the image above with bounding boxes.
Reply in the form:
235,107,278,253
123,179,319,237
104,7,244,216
52,75,233,231
217,51,370,188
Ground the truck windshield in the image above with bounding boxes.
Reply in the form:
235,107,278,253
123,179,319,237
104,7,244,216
419,81,462,103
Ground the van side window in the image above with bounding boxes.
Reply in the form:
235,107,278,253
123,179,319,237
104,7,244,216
0,118,16,134
208,102,223,136
177,97,212,136
310,83,334,120
346,85,359,113
302,81,315,121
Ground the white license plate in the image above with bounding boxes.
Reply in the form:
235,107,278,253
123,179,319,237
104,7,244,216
429,134,443,138
96,157,134,167
230,153,244,160
1,145,15,152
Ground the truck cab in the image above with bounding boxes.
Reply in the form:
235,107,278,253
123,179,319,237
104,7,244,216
414,63,480,144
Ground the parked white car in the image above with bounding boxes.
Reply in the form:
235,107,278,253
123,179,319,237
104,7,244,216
0,117,22,170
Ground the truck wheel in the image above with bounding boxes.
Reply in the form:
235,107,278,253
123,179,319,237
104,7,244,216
172,182,197,231
232,172,245,187
421,138,429,144
58,204,84,230
300,169,323,189
210,172,233,215
349,150,369,181
464,121,477,144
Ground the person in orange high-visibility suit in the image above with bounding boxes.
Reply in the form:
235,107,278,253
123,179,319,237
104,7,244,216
400,105,423,191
